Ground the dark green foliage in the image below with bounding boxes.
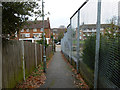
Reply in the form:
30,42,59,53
51,35,53,39
82,21,120,71
54,39,58,43
2,1,41,37
82,22,120,87
104,22,119,39
99,34,120,87
82,33,120,71
82,35,96,70
99,23,120,84
58,32,64,42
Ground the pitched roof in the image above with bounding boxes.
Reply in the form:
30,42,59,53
79,24,112,30
23,19,50,29
51,28,67,33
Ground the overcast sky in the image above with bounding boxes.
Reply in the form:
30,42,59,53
44,0,85,28
35,0,120,28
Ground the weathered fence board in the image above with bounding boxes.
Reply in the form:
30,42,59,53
2,40,53,88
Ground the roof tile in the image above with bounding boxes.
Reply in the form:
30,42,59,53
23,20,50,29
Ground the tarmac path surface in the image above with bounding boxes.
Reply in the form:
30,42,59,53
40,51,77,88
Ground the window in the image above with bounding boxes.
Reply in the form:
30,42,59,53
100,28,104,31
101,32,104,35
108,31,111,34
83,34,86,36
33,33,40,38
44,33,46,36
89,28,92,30
92,29,96,32
40,33,42,37
80,36,82,39
26,29,29,32
41,28,43,32
87,33,90,36
33,29,37,32
21,29,24,32
114,33,116,36
8,34,10,37
15,31,17,37
20,34,25,38
25,34,30,37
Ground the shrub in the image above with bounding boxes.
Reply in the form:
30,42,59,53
82,35,96,70
99,35,120,87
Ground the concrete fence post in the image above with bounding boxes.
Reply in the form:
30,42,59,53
35,43,37,67
22,41,25,81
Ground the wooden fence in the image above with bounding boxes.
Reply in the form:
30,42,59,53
2,40,52,88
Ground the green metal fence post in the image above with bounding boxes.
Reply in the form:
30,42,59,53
94,0,101,88
77,10,80,73
42,0,46,73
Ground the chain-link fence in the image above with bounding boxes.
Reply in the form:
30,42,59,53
61,0,120,88
98,0,120,88
61,25,72,63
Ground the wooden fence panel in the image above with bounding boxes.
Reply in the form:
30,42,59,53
2,40,53,88
36,44,41,65
2,41,23,88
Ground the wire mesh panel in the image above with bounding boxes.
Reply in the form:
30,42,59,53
98,0,120,88
61,0,120,88
67,25,72,60
79,0,97,87
61,25,72,61
71,12,79,61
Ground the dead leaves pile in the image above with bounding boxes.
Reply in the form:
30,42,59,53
72,68,89,88
61,52,89,89
16,53,53,88
16,64,46,88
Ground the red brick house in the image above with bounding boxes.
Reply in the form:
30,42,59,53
51,28,67,40
77,24,116,40
18,18,51,44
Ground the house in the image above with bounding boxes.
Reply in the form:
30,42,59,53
18,18,51,44
51,27,67,41
78,24,119,40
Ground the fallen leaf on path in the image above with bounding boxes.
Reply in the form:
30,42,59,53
16,53,53,88
61,52,89,89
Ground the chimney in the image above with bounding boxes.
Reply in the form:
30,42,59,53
47,17,49,22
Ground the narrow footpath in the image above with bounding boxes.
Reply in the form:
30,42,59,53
40,51,77,88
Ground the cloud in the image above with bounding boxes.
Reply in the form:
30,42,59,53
37,0,120,28
44,0,85,28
